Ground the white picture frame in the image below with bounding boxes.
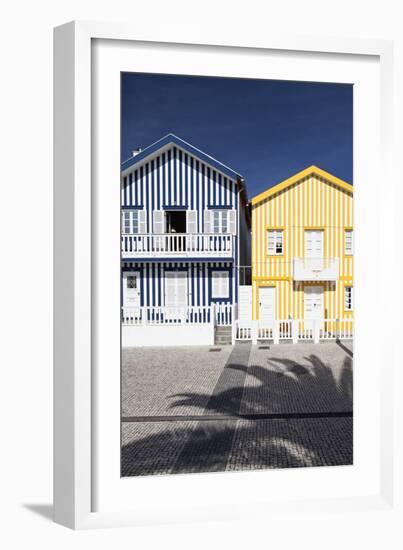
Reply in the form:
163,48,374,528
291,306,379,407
54,21,397,530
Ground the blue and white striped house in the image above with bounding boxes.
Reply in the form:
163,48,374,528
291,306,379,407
121,134,251,346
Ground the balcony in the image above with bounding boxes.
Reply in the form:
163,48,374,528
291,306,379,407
292,257,339,281
121,233,234,259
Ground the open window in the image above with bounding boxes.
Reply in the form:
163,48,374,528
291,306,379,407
165,210,186,234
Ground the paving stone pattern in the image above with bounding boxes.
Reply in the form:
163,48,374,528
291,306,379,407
121,342,353,476
122,346,232,417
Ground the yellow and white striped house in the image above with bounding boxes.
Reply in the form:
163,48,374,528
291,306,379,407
251,166,353,340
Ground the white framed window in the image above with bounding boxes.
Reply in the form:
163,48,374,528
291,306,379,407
344,286,354,311
122,209,146,234
212,271,230,299
267,229,284,255
345,229,354,254
205,209,236,234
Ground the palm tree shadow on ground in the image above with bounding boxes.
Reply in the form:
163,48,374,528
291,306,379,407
121,353,353,476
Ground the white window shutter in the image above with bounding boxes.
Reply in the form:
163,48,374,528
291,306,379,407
153,210,165,233
204,210,212,233
228,209,236,234
186,210,198,234
138,210,147,234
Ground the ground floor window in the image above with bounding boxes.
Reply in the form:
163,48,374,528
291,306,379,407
211,270,230,299
344,286,354,311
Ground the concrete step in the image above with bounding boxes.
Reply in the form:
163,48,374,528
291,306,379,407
214,326,233,345
215,327,232,334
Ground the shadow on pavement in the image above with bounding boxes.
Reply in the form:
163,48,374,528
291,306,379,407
122,350,353,476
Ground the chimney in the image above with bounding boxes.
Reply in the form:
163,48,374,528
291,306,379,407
132,147,142,157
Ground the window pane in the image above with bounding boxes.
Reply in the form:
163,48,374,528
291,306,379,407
345,230,353,253
213,211,219,233
212,271,228,298
127,276,137,289
132,211,139,233
344,287,353,310
221,211,228,233
268,229,283,254
275,232,283,254
123,212,131,234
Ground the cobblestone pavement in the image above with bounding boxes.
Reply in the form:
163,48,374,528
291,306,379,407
121,342,353,476
122,346,232,417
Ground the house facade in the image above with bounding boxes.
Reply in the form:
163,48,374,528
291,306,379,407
121,134,251,347
248,166,353,343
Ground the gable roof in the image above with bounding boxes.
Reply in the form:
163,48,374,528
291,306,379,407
251,165,353,206
121,133,243,181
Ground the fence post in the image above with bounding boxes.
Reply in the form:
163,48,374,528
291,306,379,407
313,319,320,344
231,320,236,345
251,320,258,344
292,319,299,344
273,320,280,344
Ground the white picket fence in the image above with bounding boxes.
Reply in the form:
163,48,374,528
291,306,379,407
236,318,353,343
122,306,352,344
122,303,233,326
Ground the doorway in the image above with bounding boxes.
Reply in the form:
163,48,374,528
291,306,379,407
304,285,323,328
259,286,276,324
123,271,141,316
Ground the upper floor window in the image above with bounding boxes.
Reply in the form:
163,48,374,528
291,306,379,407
204,209,236,234
122,209,146,234
345,229,354,255
213,210,229,233
344,286,354,311
267,229,284,255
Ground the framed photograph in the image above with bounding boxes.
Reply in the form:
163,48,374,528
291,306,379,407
54,21,396,529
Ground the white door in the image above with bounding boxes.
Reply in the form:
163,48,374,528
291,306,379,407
239,285,252,321
123,271,141,315
165,272,188,319
304,285,323,328
259,287,276,324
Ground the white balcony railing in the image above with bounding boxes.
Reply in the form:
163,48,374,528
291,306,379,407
121,233,233,258
292,257,339,281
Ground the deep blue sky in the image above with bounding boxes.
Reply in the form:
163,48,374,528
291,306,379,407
121,73,353,197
